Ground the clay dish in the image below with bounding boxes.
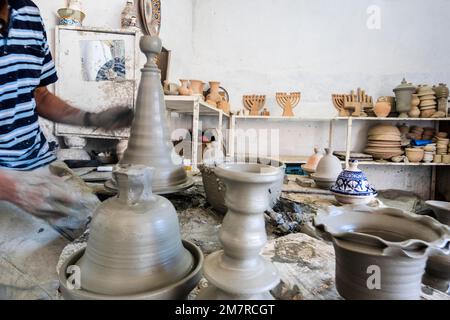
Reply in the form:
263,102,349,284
420,105,438,111
436,132,449,138
420,100,438,107
314,207,450,300
421,110,435,118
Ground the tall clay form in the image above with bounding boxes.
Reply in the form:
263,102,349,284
197,163,284,300
120,36,193,194
58,165,203,300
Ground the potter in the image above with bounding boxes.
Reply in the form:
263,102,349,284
0,0,132,229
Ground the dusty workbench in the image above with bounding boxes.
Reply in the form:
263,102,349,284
1,173,448,300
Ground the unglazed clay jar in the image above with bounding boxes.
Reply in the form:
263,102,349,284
190,80,205,95
311,148,343,189
301,147,324,176
315,207,450,300
197,163,284,300
200,158,285,214
330,160,377,205
178,79,192,96
59,165,203,300
374,100,391,118
393,78,416,118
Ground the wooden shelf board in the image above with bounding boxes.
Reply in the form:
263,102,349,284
357,161,450,166
164,96,229,117
234,115,335,121
335,117,450,121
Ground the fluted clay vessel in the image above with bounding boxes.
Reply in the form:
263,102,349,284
113,36,193,194
315,207,450,300
200,158,285,214
58,165,203,300
423,201,450,292
197,163,284,299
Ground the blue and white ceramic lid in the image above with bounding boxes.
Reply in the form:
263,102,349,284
330,160,377,197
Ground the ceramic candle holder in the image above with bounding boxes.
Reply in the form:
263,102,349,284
197,163,284,300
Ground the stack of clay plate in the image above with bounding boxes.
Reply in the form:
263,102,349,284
417,85,437,118
436,137,449,155
364,124,403,160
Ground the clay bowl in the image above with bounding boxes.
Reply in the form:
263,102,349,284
200,158,285,214
310,174,335,189
421,110,436,118
58,240,203,300
405,148,424,163
437,132,449,139
315,207,450,300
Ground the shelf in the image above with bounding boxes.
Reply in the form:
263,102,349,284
234,115,334,121
165,96,229,117
357,161,450,166
335,117,450,121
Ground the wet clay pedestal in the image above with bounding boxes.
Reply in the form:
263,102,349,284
197,163,284,299
106,35,193,194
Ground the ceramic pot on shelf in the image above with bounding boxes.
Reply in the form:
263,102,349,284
393,78,416,118
190,80,205,96
311,148,343,189
58,165,203,300
178,79,192,96
314,207,450,300
206,81,222,107
374,99,391,118
301,147,324,176
330,160,377,205
197,163,284,299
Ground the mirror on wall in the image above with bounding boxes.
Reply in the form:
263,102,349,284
80,40,126,82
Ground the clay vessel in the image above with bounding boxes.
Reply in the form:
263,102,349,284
423,201,450,292
200,157,285,215
178,79,192,96
190,80,205,96
206,81,222,106
330,160,377,205
374,100,391,118
409,107,421,118
58,165,203,299
433,83,449,99
115,36,193,194
315,207,450,300
405,148,424,163
163,80,180,95
301,147,324,176
393,78,416,118
311,148,343,189
197,163,283,300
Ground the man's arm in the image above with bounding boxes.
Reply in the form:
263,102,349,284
34,86,134,130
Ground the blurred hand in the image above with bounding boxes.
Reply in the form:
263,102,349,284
0,169,99,223
87,107,134,130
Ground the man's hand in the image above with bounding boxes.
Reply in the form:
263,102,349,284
35,86,134,130
85,106,134,130
0,169,99,223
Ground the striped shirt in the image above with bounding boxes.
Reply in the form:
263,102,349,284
0,0,58,170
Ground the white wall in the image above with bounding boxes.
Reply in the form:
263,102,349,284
34,0,448,198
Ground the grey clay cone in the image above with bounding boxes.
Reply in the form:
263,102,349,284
58,165,204,300
117,35,193,194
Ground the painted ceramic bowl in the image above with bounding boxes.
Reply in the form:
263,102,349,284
330,160,377,205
